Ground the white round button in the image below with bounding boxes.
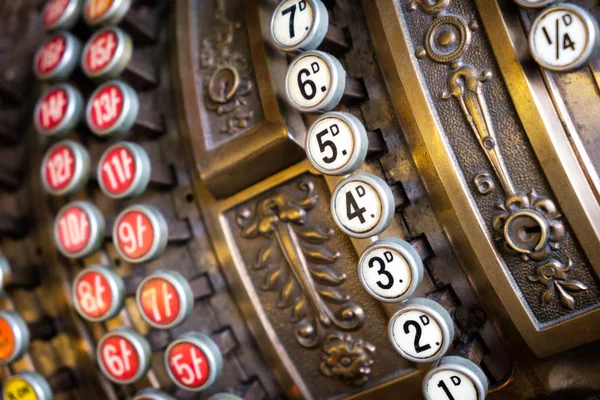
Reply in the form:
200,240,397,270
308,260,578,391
133,389,176,400
54,201,105,259
82,26,132,80
306,111,368,175
34,83,84,137
513,0,558,9
423,356,489,400
41,140,90,196
3,372,53,400
86,80,139,136
136,270,193,329
331,173,395,238
113,204,168,263
285,50,346,113
388,298,454,363
0,311,30,365
358,237,423,303
97,327,151,384
72,265,125,322
98,141,151,198
84,0,132,27
529,3,599,72
43,0,82,31
270,0,329,52
33,32,81,81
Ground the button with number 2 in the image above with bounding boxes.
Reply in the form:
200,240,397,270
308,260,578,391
270,0,329,52
423,356,488,400
97,327,151,384
98,141,151,198
41,140,90,196
54,201,105,259
113,204,168,263
72,265,125,322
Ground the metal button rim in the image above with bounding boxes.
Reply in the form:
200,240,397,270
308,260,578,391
513,0,559,9
86,79,139,136
97,141,151,199
81,25,133,80
72,265,125,322
0,310,30,365
34,83,84,137
96,327,151,384
43,0,83,32
33,31,82,81
112,204,168,263
53,200,106,259
40,140,91,196
133,388,176,400
270,0,329,53
0,256,11,298
422,355,489,400
2,372,53,400
83,0,133,26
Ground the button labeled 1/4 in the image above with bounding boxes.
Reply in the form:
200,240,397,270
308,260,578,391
331,173,395,238
529,3,599,72
113,205,168,263
358,238,423,303
41,140,90,196
54,201,105,259
388,298,454,363
72,265,125,322
423,356,488,400
270,0,329,52
98,142,151,198
306,111,368,175
97,327,151,384
34,83,83,137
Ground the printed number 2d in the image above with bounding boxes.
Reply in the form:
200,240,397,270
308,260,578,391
404,315,432,354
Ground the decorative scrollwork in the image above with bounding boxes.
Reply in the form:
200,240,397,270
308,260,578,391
425,15,471,63
529,258,588,309
320,333,375,387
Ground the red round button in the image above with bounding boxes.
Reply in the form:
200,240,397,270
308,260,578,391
38,88,68,132
167,341,211,389
43,0,70,27
139,277,180,327
100,145,135,195
99,334,140,382
57,206,91,254
116,210,153,259
43,144,75,191
85,30,118,73
89,83,124,130
36,36,66,75
74,270,112,319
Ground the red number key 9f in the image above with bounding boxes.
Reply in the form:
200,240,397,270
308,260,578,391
34,83,84,137
98,142,151,198
54,201,105,259
41,140,90,196
165,332,223,391
97,328,151,384
113,205,168,263
72,265,125,322
86,80,139,136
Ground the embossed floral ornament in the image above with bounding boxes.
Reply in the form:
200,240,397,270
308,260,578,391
529,258,588,309
320,333,375,387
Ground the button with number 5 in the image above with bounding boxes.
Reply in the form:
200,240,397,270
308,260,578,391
54,201,105,259
165,332,223,391
98,142,151,198
86,80,139,136
113,204,168,263
270,0,329,52
41,140,90,196
285,50,346,113
72,265,125,322
423,356,488,400
136,270,193,329
331,173,395,238
358,238,423,303
97,327,151,384
388,298,454,363
306,111,368,175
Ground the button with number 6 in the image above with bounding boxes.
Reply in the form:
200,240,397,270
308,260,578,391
98,142,151,198
136,270,193,329
285,50,346,113
54,201,105,259
72,265,125,322
113,205,168,263
34,83,84,137
165,332,223,391
388,298,454,363
331,173,395,238
33,31,81,81
423,356,488,400
3,372,53,400
97,327,151,384
86,80,139,136
41,140,90,196
133,389,176,400
0,311,30,364
270,0,329,52
358,238,423,303
306,111,368,175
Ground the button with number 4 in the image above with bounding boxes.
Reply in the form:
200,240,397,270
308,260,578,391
331,173,395,238
423,356,488,400
358,238,423,303
165,332,223,391
72,265,125,322
388,298,454,363
3,372,53,400
34,32,81,81
0,311,29,364
98,142,150,198
270,0,329,52
113,205,168,263
306,112,368,175
34,83,84,137
41,140,90,196
529,3,599,72
84,0,132,27
54,201,105,259
82,26,132,80
43,0,83,31
285,50,346,113
133,389,176,400
136,270,193,329
86,80,139,136
97,327,151,384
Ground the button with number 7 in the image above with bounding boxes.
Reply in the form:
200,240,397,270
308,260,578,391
98,141,151,198
423,356,488,400
113,204,168,263
136,270,193,329
54,201,105,259
165,332,223,391
72,265,125,322
97,327,151,384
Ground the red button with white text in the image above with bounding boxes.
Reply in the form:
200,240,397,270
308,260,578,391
34,84,84,137
82,26,132,80
97,328,151,384
34,32,81,81
43,0,82,31
72,265,125,322
86,80,139,136
54,201,105,258
113,205,168,263
165,332,223,391
136,270,193,329
98,142,150,198
41,140,90,196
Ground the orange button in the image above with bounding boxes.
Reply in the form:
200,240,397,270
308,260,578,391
0,316,16,361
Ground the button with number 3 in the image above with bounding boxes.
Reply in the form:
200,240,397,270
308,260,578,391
529,3,599,72
388,298,454,363
54,201,105,259
82,26,132,80
270,0,329,52
423,356,488,400
285,50,346,113
34,83,84,137
72,265,125,322
136,270,193,329
306,112,368,175
97,327,151,384
98,142,151,198
165,332,223,391
41,140,90,196
86,80,139,136
113,204,168,263
331,173,395,238
358,238,423,303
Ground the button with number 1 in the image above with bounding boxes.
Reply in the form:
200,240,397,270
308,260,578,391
165,332,223,391
34,83,83,137
82,26,132,81
113,205,168,263
43,0,83,31
33,31,81,81
86,80,139,136
97,327,151,384
3,372,53,400
98,142,151,198
423,356,488,400
331,173,395,238
72,265,125,322
54,201,105,259
41,140,90,196
270,0,329,52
